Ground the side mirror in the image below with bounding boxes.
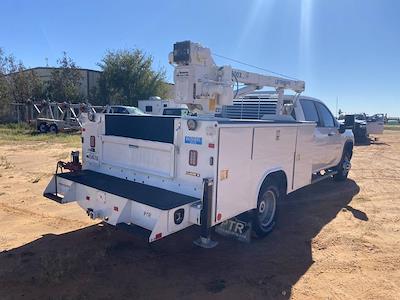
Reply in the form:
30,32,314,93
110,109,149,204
344,115,355,128
339,123,346,134
338,115,355,134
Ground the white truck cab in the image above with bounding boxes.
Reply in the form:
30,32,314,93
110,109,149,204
291,96,354,174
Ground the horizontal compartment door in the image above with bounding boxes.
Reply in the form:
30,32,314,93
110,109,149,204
101,135,175,177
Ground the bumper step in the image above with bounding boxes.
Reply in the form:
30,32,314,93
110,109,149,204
57,170,199,210
43,192,63,203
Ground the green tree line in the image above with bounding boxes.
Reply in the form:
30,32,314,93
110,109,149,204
0,47,169,120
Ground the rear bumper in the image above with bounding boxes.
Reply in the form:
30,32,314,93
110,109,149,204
44,170,201,242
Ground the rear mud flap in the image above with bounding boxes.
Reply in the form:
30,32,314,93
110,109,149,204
215,217,252,243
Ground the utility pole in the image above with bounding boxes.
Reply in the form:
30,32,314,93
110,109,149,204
336,96,339,118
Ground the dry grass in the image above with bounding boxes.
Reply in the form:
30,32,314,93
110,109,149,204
385,124,400,131
0,123,80,146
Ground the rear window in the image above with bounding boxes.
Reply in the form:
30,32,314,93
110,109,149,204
163,108,188,116
111,107,128,114
300,99,320,125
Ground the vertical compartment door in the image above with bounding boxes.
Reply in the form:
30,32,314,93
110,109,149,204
216,127,253,223
292,125,315,190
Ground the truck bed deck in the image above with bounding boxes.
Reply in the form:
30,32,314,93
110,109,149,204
56,170,199,210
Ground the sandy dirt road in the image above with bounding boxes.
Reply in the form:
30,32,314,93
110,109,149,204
0,132,399,299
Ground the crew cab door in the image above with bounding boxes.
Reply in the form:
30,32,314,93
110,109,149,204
314,102,342,168
298,99,341,172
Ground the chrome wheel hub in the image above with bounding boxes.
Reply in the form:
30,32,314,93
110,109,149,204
258,190,276,227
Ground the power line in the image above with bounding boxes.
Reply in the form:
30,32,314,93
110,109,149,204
212,52,300,81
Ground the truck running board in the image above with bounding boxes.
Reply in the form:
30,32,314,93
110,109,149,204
311,170,338,184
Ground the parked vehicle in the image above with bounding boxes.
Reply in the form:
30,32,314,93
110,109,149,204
103,105,147,115
44,41,354,247
138,97,188,116
337,112,384,143
338,114,368,143
30,101,101,133
366,113,384,135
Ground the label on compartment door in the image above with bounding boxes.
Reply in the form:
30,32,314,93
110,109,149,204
184,136,202,145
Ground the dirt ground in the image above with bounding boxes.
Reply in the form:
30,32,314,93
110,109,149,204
0,132,399,300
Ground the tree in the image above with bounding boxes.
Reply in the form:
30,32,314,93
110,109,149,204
0,49,9,120
7,61,44,103
97,49,169,106
0,48,44,121
47,52,83,101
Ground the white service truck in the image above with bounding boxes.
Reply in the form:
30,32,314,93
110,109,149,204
44,41,354,247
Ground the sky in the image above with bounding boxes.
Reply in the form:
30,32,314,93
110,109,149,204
1,0,400,116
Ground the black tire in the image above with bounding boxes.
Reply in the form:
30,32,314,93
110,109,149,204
38,122,48,133
333,147,352,181
49,124,59,134
252,179,280,237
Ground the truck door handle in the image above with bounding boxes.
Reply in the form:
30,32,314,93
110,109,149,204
328,132,335,136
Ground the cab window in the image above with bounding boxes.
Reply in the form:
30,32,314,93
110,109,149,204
315,102,335,127
300,99,320,125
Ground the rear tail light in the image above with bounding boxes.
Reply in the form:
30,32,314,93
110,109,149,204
90,136,96,148
189,150,198,166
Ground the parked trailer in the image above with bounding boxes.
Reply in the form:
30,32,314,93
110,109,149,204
12,101,104,133
44,41,354,247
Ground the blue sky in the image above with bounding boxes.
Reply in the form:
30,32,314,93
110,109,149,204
1,0,399,116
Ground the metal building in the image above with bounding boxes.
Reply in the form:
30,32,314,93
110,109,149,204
24,67,101,97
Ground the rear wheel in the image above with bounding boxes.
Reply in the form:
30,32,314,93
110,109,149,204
252,179,280,237
49,124,58,134
333,148,352,181
38,122,48,133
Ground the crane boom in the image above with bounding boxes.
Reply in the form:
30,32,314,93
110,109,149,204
169,41,305,114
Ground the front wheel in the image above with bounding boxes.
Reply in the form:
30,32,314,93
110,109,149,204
333,150,352,181
252,179,280,237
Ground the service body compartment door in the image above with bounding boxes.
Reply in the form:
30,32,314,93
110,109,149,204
216,127,253,222
292,124,315,191
101,135,175,178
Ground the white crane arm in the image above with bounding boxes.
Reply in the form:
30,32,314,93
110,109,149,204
232,69,305,94
169,41,305,114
